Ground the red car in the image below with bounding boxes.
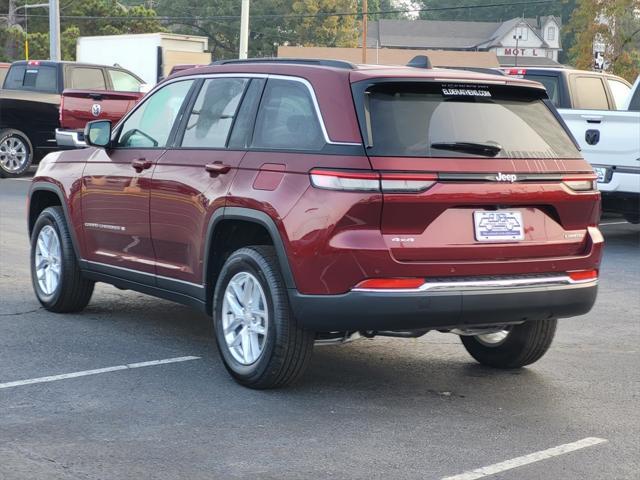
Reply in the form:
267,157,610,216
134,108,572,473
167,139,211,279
27,59,602,388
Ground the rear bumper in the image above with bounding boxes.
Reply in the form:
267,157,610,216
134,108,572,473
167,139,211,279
55,129,86,148
290,278,598,331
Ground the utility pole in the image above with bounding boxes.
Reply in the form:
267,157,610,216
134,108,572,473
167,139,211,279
8,0,17,25
239,0,250,59
361,0,368,64
49,0,61,60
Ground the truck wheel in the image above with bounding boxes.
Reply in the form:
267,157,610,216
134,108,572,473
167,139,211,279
0,129,33,178
30,206,95,312
460,319,557,369
213,246,314,389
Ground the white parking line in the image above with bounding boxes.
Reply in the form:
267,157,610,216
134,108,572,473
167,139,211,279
599,221,629,226
441,437,608,480
4,177,33,182
0,356,201,390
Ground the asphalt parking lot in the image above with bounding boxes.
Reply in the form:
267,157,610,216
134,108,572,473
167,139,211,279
1,176,639,480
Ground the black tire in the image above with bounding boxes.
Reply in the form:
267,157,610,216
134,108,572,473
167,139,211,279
460,319,557,369
30,206,94,312
0,129,33,178
213,246,314,389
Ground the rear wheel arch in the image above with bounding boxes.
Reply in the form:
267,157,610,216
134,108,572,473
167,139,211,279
204,207,296,314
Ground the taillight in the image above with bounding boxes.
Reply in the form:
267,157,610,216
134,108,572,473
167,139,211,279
59,95,64,124
355,278,425,290
309,169,438,193
568,269,598,282
27,60,41,66
563,174,598,192
505,68,527,75
309,169,380,192
380,172,437,193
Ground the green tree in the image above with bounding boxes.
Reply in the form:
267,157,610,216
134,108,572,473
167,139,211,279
566,0,640,81
288,0,358,47
1,0,164,61
156,0,360,59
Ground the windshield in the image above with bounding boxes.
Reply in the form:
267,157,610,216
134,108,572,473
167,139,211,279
357,81,580,159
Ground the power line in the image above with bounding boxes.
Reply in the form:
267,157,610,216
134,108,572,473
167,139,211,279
0,0,556,22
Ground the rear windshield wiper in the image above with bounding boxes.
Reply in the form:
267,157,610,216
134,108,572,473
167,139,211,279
430,141,502,157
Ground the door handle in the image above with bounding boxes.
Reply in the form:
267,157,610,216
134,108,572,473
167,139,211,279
132,158,152,172
205,162,231,176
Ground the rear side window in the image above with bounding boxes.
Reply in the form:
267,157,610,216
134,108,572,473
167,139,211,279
181,78,248,148
573,76,609,109
108,69,142,92
356,82,580,159
607,79,631,109
70,67,106,90
3,65,58,93
522,74,560,106
252,79,325,151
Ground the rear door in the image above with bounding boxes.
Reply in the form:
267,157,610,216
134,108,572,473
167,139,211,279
352,80,598,263
149,76,263,287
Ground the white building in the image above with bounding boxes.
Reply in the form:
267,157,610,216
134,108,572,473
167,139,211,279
366,16,563,66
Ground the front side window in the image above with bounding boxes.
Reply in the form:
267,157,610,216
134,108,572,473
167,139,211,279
252,79,325,151
628,85,640,111
356,82,580,159
181,78,248,148
70,67,106,90
607,79,631,110
116,80,193,148
108,69,142,92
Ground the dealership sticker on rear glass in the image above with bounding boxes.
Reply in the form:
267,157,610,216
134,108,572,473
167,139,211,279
442,87,491,97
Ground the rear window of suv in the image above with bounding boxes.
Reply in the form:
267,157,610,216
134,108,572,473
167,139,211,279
356,81,580,159
3,65,58,93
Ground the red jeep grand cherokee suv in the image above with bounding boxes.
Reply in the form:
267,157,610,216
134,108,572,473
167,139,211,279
28,59,602,388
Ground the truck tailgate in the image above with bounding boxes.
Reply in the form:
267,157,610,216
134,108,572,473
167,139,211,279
60,89,143,130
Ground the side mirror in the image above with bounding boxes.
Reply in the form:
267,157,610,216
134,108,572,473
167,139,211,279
84,120,112,148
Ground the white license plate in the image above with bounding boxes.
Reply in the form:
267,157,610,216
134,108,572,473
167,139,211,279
593,167,608,183
473,210,524,242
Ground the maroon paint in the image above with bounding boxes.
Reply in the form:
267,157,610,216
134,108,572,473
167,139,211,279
31,62,604,300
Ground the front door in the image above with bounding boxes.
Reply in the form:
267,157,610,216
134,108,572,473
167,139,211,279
81,79,195,276
150,77,264,287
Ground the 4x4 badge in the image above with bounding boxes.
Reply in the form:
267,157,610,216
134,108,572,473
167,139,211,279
496,172,517,182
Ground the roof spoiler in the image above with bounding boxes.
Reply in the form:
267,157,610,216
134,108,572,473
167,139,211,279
407,55,432,69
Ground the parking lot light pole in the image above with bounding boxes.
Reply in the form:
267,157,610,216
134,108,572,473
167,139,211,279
239,0,249,59
49,0,61,61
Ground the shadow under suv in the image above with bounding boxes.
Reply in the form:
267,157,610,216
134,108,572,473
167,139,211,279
28,59,602,388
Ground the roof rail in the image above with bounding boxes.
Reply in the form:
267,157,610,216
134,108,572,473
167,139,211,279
211,58,356,70
407,55,432,69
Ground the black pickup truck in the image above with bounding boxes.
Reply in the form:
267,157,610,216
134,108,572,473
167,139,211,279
0,60,144,177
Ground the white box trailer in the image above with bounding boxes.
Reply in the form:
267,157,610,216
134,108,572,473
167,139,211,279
76,33,210,86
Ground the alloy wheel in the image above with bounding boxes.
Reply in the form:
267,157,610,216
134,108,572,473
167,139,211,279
475,329,510,347
0,136,28,173
34,225,62,295
221,272,269,365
